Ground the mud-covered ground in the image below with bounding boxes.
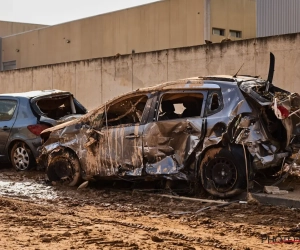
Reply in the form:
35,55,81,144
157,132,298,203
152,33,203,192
0,167,300,250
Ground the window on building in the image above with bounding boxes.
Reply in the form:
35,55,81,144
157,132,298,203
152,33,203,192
230,30,242,38
3,61,16,71
212,28,225,36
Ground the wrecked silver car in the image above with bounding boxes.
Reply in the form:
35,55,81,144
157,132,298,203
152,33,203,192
39,54,300,197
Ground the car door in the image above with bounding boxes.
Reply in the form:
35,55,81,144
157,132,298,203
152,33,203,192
142,91,207,177
94,94,150,177
0,98,18,157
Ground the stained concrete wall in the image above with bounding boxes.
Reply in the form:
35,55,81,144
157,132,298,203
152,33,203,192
0,33,300,110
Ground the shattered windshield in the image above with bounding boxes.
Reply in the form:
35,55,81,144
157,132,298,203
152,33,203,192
32,94,87,121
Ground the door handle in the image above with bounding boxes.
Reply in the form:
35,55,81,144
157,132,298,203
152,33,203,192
125,134,140,139
2,126,10,131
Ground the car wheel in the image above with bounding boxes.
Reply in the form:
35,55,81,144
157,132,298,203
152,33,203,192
10,142,35,171
199,146,247,198
47,150,82,186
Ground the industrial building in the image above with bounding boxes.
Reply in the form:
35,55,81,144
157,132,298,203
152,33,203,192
0,21,47,70
0,0,256,70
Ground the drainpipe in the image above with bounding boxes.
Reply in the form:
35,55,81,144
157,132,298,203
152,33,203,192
0,37,2,71
204,0,211,42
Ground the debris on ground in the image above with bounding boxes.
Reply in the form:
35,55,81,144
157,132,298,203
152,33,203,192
247,193,260,205
264,186,289,194
77,181,89,190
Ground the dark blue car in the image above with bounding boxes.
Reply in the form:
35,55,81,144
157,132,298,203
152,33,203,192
0,90,87,171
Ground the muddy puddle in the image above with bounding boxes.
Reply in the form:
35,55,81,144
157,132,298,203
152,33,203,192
0,167,211,214
0,168,105,205
0,168,159,208
0,169,59,201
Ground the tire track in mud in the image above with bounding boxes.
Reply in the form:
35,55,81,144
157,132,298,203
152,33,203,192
0,195,291,249
0,196,240,249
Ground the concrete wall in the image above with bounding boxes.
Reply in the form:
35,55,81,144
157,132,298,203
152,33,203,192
0,21,47,37
1,0,256,69
1,33,299,111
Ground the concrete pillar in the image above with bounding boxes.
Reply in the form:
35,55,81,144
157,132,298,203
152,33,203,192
0,37,2,71
204,0,211,42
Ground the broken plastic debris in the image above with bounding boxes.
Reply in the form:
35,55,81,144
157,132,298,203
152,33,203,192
263,186,289,195
77,181,89,189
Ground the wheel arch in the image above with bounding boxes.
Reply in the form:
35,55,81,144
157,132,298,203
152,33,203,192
198,143,253,198
196,142,253,177
46,145,82,169
47,146,78,160
46,146,83,186
196,143,224,177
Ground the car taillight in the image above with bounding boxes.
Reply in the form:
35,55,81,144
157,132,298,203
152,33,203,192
277,105,289,119
273,98,290,120
27,124,50,136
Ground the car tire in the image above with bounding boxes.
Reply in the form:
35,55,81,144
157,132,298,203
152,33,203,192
199,145,248,198
10,142,36,171
47,150,82,186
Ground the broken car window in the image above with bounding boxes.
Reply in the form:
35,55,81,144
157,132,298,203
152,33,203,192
206,91,223,116
0,100,17,121
211,93,220,110
36,95,75,120
158,93,204,120
105,95,148,126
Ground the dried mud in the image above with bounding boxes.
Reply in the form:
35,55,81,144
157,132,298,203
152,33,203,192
0,168,299,249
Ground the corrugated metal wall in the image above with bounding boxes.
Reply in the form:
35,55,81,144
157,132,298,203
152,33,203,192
257,0,300,37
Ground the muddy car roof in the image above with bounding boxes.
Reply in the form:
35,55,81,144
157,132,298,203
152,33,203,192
99,75,261,107
133,75,259,93
0,89,71,99
41,74,262,134
87,75,259,113
204,75,259,81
